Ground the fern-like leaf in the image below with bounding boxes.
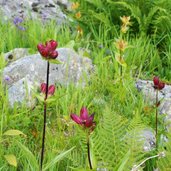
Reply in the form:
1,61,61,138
91,106,146,170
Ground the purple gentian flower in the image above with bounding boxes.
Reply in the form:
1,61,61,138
13,17,26,31
70,107,95,128
13,17,23,25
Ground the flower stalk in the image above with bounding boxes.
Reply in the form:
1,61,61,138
153,76,165,150
37,39,58,171
119,50,122,76
40,61,49,170
87,134,92,170
155,89,158,150
114,39,128,77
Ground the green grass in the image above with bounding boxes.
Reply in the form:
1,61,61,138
0,7,171,171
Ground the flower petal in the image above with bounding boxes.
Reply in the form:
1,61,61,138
70,114,82,125
89,113,95,122
38,46,49,57
80,107,89,120
40,83,47,94
158,82,165,90
48,85,55,95
84,113,95,128
46,40,58,51
37,43,44,52
153,76,159,86
85,120,93,127
49,50,58,59
49,40,58,50
13,17,23,25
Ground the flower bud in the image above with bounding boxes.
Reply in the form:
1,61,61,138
153,76,159,86
37,43,44,52
48,85,55,95
49,50,58,59
41,47,49,57
49,40,58,50
41,83,47,94
158,82,165,90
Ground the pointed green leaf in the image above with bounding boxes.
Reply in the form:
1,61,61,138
83,50,91,58
17,141,39,170
4,154,17,167
46,93,67,104
43,147,75,170
65,40,75,48
114,150,131,171
49,59,63,64
115,54,127,67
46,97,56,103
4,130,26,137
89,10,110,25
34,93,44,102
69,167,96,171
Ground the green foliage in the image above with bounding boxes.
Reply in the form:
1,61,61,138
0,1,171,170
90,106,146,170
70,0,171,38
107,1,167,35
0,19,72,53
157,133,171,170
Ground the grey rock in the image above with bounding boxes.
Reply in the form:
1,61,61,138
8,76,35,107
0,0,69,24
96,162,108,171
141,129,156,151
3,48,93,106
159,98,171,130
56,0,71,9
136,80,165,105
97,167,108,171
4,48,29,64
136,79,171,130
124,127,156,152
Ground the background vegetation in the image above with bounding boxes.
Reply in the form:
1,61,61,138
0,0,171,170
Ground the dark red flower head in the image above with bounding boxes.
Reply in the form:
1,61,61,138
46,40,58,51
40,83,55,96
70,107,95,129
37,40,58,59
153,76,165,90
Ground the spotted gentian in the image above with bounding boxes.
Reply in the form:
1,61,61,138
153,76,165,90
70,107,95,128
37,40,58,59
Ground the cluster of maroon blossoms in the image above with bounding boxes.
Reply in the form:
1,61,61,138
37,40,58,59
153,76,165,90
71,107,95,128
40,83,55,96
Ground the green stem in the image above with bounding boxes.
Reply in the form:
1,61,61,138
119,50,122,77
120,65,122,77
